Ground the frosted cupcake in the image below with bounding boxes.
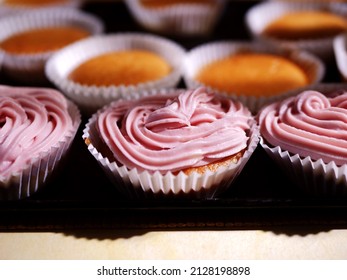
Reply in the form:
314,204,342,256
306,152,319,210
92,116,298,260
184,41,324,113
124,0,225,36
45,33,186,114
0,7,103,84
83,87,259,199
246,1,347,61
258,87,347,196
0,85,81,200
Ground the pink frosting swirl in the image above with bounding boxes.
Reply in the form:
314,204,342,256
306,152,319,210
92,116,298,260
258,90,347,165
97,87,253,173
0,86,74,179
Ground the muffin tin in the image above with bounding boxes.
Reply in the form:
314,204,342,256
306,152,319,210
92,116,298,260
1,0,347,231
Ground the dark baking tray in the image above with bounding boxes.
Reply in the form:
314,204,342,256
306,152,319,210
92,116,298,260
1,0,347,231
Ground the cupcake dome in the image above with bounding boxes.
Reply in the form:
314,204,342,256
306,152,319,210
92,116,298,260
184,41,325,113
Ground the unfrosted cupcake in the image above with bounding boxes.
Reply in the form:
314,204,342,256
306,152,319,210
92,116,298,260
258,86,347,195
83,87,259,199
246,1,347,61
3,0,74,5
0,7,103,84
125,0,225,36
184,41,324,113
45,33,186,114
0,85,81,200
0,0,81,17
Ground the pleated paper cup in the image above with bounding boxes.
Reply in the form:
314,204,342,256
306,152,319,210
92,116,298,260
125,0,226,36
82,89,260,199
245,1,347,61
45,33,186,115
0,89,81,201
0,7,104,85
260,138,347,196
284,82,347,97
333,33,347,82
184,41,325,113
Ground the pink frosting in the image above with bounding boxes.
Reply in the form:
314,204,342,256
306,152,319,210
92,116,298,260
258,90,347,165
97,87,253,173
0,86,74,179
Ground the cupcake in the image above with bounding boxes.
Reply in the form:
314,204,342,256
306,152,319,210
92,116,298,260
2,0,77,5
184,41,324,113
82,87,259,199
246,1,347,61
258,85,347,196
0,85,81,200
124,0,225,36
0,0,81,18
45,33,186,114
0,7,104,84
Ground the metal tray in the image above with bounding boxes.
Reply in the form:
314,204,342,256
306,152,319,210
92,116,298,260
1,0,347,231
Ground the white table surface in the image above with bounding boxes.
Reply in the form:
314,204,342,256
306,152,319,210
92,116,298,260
1,229,347,259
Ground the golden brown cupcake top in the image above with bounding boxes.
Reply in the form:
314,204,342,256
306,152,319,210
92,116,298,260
3,0,68,6
0,26,90,54
263,11,347,40
140,0,215,8
68,50,172,87
196,53,309,97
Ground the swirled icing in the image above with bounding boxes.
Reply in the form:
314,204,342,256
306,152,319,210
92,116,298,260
0,86,74,178
258,90,347,165
97,87,253,173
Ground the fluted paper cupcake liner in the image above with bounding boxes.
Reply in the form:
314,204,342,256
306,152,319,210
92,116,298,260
333,34,347,82
82,89,260,199
260,137,347,196
125,0,225,36
183,41,325,113
284,83,347,98
0,7,104,85
45,33,186,114
0,94,81,200
246,1,347,61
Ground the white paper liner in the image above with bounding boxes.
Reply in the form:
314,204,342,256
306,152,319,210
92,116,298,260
45,33,186,114
82,89,260,199
125,0,226,36
245,1,347,61
283,82,347,97
0,7,104,85
183,41,325,114
333,33,347,82
0,90,81,201
260,138,347,196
